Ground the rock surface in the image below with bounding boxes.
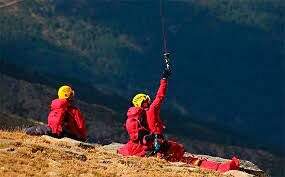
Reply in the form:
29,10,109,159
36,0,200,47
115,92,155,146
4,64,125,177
225,170,254,177
0,131,224,177
0,132,268,177
104,143,267,177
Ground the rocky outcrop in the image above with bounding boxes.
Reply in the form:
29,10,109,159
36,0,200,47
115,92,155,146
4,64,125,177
0,131,223,177
13,136,267,177
101,143,267,177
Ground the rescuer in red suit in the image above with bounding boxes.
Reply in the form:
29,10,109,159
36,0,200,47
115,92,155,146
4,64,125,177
118,53,239,172
117,53,184,160
25,85,87,141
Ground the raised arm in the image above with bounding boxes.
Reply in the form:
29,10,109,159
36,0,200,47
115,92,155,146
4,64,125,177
150,79,168,109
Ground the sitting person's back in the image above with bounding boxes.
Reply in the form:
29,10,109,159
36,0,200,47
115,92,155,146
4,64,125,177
25,85,87,141
48,98,87,141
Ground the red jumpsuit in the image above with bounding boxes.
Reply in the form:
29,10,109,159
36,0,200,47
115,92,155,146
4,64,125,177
117,107,150,156
118,78,240,172
118,79,184,160
48,99,87,141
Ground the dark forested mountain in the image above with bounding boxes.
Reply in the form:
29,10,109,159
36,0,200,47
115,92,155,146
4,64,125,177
0,0,284,175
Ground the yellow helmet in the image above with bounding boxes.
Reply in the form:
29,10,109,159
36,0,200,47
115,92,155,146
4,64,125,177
58,85,75,99
132,93,151,107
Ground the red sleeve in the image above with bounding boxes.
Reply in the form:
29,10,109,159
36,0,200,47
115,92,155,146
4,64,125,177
125,118,139,142
150,79,168,109
72,108,87,140
146,79,167,134
48,108,66,135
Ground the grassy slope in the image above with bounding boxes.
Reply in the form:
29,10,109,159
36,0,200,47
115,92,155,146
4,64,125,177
0,131,224,177
0,0,283,146
0,112,37,130
1,73,283,176
0,1,283,175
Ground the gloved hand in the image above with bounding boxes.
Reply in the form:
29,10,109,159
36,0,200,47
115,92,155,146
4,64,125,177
161,67,171,79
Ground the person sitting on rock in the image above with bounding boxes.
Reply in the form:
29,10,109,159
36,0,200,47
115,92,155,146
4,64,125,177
117,55,184,160
117,53,240,173
25,85,87,141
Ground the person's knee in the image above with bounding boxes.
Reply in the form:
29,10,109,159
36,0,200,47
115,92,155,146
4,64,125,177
24,127,36,135
25,125,51,136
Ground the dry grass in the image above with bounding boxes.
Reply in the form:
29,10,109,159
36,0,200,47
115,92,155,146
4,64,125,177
0,130,227,177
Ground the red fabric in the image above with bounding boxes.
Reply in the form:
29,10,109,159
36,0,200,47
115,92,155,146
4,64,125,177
64,106,87,140
199,156,240,173
47,99,87,140
200,160,220,171
146,79,167,134
118,79,240,172
126,107,145,142
118,79,168,156
48,99,68,135
163,140,185,162
118,107,150,156
117,141,148,157
118,79,185,160
217,156,240,172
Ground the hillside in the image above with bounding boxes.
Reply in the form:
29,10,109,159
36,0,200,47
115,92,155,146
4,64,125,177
0,0,283,154
0,0,284,176
0,130,266,177
0,112,35,130
0,70,282,176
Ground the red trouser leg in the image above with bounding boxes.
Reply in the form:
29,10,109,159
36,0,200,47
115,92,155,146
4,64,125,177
200,159,220,171
164,140,185,162
217,156,240,172
200,156,240,172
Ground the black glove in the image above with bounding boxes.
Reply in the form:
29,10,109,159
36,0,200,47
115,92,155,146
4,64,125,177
161,67,171,79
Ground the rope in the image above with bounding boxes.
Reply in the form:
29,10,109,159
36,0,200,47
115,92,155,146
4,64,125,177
160,0,168,54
